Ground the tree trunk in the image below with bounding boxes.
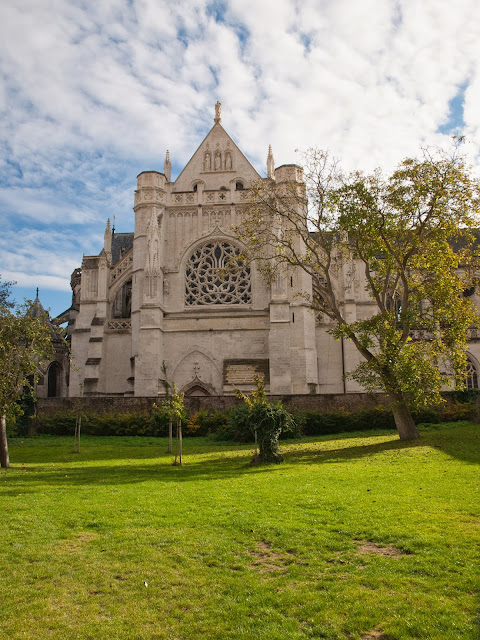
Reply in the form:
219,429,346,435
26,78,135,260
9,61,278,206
389,395,420,440
178,419,182,465
77,415,81,453
0,413,10,469
168,416,172,453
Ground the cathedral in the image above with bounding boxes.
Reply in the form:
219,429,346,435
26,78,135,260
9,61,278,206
50,104,479,399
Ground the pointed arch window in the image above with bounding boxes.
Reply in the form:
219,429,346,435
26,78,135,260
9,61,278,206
465,358,478,390
47,362,61,398
386,293,403,325
112,279,132,318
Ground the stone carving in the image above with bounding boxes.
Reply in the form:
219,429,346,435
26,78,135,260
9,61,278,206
164,150,172,182
203,208,230,232
225,151,232,170
110,253,132,283
108,319,132,331
185,241,251,306
214,151,221,171
146,210,161,277
84,269,98,298
204,145,211,171
267,145,275,179
214,101,221,124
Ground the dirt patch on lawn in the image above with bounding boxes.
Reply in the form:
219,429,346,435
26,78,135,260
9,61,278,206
355,540,407,557
59,531,99,553
247,540,294,573
362,630,387,639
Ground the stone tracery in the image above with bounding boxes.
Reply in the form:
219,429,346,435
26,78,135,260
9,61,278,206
185,241,251,306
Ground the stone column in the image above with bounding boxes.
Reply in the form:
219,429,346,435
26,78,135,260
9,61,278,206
133,171,167,397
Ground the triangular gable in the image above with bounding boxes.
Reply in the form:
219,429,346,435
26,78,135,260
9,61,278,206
173,123,261,191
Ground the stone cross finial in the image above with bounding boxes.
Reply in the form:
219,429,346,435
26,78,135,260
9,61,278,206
267,145,275,179
214,101,222,124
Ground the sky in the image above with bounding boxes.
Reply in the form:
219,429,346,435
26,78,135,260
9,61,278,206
1,0,479,317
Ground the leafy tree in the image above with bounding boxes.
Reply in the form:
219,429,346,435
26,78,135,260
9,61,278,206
238,145,480,440
0,278,54,467
234,377,295,463
160,361,174,453
159,382,187,465
158,362,188,457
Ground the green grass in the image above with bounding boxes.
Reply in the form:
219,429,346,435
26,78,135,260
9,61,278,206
1,422,479,640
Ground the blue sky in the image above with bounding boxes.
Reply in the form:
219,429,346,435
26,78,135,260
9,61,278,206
1,0,479,317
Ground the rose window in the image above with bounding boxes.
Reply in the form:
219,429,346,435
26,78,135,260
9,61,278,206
185,241,251,306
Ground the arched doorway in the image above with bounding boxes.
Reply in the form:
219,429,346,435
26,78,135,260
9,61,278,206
47,362,61,398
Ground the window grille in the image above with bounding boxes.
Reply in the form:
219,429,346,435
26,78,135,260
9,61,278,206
185,241,251,306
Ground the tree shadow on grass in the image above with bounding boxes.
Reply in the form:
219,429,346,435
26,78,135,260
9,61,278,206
7,436,253,464
282,436,419,465
0,448,276,490
2,423,478,492
283,421,480,466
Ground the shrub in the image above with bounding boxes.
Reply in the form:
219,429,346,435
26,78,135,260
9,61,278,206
298,407,390,436
187,409,228,436
233,377,297,463
30,394,477,440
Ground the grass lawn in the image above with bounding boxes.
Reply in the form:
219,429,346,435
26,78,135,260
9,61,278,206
0,422,479,640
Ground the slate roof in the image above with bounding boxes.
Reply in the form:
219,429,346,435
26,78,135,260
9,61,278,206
111,232,134,265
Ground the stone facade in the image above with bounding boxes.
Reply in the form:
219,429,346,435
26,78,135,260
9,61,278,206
58,105,480,399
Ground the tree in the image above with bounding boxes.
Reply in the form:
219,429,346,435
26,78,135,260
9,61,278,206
237,145,480,440
0,279,54,468
234,376,295,463
160,383,187,465
160,362,174,453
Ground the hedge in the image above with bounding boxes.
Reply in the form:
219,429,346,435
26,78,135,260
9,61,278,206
25,396,477,440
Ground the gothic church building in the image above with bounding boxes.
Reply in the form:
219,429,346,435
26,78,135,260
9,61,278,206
65,104,480,398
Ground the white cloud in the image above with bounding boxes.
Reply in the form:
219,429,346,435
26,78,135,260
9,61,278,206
2,271,72,292
1,0,480,309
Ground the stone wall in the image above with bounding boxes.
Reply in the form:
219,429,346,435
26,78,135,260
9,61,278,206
37,392,388,417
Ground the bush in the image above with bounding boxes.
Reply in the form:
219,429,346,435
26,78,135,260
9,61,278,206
30,394,477,440
35,410,165,437
299,406,395,436
230,378,297,463
298,400,476,436
186,409,228,437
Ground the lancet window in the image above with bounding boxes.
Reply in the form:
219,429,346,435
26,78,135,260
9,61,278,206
112,279,132,318
465,358,478,390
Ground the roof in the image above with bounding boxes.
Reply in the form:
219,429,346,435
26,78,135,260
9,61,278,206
111,232,134,265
